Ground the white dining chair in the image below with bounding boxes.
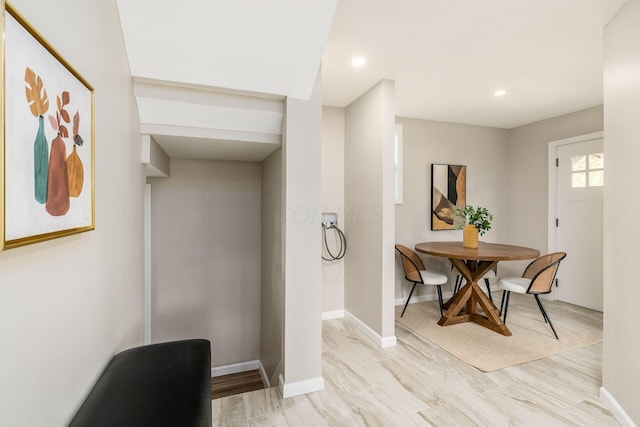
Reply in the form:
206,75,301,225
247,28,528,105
395,245,448,317
498,252,567,339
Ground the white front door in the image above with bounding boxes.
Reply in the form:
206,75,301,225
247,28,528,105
555,138,603,311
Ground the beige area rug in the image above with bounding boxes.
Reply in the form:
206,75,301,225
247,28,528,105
395,294,602,372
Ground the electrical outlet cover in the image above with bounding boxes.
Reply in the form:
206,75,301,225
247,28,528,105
322,212,338,227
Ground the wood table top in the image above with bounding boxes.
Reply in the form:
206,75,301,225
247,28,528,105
415,241,540,261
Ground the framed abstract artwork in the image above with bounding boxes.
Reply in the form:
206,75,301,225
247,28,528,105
2,2,95,249
431,164,466,230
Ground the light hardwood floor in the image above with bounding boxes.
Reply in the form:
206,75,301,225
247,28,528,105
213,296,618,426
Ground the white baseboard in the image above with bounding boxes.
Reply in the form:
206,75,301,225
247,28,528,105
394,291,453,306
322,309,345,320
270,360,283,389
211,360,269,388
380,335,398,348
600,387,637,427
258,361,270,388
344,310,397,348
279,374,324,398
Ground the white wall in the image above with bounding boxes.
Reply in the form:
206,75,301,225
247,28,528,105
0,0,144,425
282,74,323,392
344,80,396,339
260,147,283,384
148,159,262,367
321,106,345,313
328,105,603,313
603,1,640,424
505,106,603,275
394,118,509,297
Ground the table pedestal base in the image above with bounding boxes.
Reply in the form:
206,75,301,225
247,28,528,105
439,259,512,336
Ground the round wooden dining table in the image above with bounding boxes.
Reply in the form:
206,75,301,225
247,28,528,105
415,241,540,336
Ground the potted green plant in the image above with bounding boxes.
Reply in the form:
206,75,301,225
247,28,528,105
454,205,493,248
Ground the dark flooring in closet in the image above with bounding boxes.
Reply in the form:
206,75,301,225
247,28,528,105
211,369,265,399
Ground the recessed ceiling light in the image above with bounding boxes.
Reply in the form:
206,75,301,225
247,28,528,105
494,89,507,97
351,57,366,67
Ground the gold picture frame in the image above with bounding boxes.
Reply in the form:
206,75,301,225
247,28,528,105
2,2,95,249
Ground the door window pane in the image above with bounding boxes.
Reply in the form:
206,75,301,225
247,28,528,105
589,153,604,169
570,151,604,188
572,172,587,188
589,170,604,186
571,155,586,171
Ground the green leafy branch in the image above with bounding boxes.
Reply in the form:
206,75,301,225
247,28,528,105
454,205,493,236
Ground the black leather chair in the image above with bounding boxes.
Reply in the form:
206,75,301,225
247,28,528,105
69,339,212,427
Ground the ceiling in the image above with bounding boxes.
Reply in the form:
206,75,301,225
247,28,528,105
322,0,626,129
117,0,625,165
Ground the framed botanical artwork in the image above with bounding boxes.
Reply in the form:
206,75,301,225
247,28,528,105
2,2,94,249
431,164,466,230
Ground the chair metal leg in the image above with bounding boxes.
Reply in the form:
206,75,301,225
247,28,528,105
534,295,549,323
500,290,506,315
436,285,444,317
502,291,511,323
454,275,462,294
534,295,559,339
401,282,418,317
484,278,494,303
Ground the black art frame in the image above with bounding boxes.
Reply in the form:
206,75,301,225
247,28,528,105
431,164,466,230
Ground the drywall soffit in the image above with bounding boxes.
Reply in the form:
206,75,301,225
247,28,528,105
134,80,283,161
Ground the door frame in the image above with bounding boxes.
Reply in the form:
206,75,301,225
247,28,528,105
144,183,152,344
547,131,603,301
